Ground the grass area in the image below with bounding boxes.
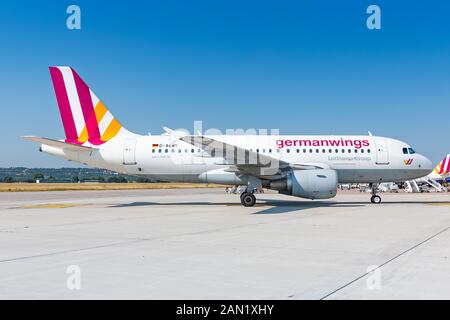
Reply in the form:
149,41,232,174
0,183,225,192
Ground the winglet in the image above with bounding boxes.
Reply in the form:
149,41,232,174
161,127,189,142
162,126,173,135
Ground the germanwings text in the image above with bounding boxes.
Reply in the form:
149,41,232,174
276,138,370,149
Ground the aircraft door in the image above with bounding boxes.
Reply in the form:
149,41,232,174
123,139,137,165
375,140,389,165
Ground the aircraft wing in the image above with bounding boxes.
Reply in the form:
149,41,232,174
180,135,326,178
22,136,93,152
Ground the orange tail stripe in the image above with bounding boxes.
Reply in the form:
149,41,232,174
101,118,122,141
94,101,108,123
77,102,108,143
78,127,89,143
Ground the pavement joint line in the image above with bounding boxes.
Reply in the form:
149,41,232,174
0,240,141,264
0,212,314,264
317,225,450,300
0,224,269,264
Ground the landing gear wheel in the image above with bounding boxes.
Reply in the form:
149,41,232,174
240,192,256,207
370,195,381,204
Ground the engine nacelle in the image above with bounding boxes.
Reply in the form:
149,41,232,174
269,169,338,199
198,168,249,185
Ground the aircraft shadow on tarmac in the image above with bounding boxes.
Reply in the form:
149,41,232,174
110,200,368,214
110,199,450,215
252,200,450,214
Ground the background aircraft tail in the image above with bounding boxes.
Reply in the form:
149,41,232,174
49,66,132,145
434,154,450,175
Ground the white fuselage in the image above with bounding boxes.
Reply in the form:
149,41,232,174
41,134,433,184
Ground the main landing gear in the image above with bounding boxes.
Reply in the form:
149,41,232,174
240,192,256,207
239,178,261,207
369,183,382,204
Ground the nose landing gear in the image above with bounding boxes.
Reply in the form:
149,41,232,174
369,183,382,204
370,194,382,203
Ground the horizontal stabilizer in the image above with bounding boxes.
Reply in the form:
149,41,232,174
22,136,92,152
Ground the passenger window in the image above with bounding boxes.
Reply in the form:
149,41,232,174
152,149,155,153
178,149,181,153
322,149,325,153
191,149,194,153
329,149,332,153
165,149,168,153
348,149,352,153
269,149,272,153
316,149,319,153
354,149,358,153
287,149,290,153
158,149,162,153
296,149,299,153
309,149,313,153
276,149,280,153
368,149,371,153
361,149,364,153
303,149,306,153
342,149,345,153
335,149,338,153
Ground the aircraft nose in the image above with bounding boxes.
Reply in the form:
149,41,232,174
420,155,434,173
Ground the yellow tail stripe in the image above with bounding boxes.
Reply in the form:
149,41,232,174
101,118,122,141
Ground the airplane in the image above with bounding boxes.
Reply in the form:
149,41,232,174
407,154,450,192
23,66,434,206
427,155,450,182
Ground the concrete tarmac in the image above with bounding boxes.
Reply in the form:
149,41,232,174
0,188,449,299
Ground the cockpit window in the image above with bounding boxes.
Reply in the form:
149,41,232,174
403,147,416,154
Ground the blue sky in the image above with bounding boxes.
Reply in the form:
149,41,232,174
1,1,449,167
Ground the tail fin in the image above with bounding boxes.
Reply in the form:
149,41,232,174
434,154,450,175
49,66,129,145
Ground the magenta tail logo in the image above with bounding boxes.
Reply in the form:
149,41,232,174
49,66,123,145
436,155,450,174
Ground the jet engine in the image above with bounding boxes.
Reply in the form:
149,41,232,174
268,169,338,199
